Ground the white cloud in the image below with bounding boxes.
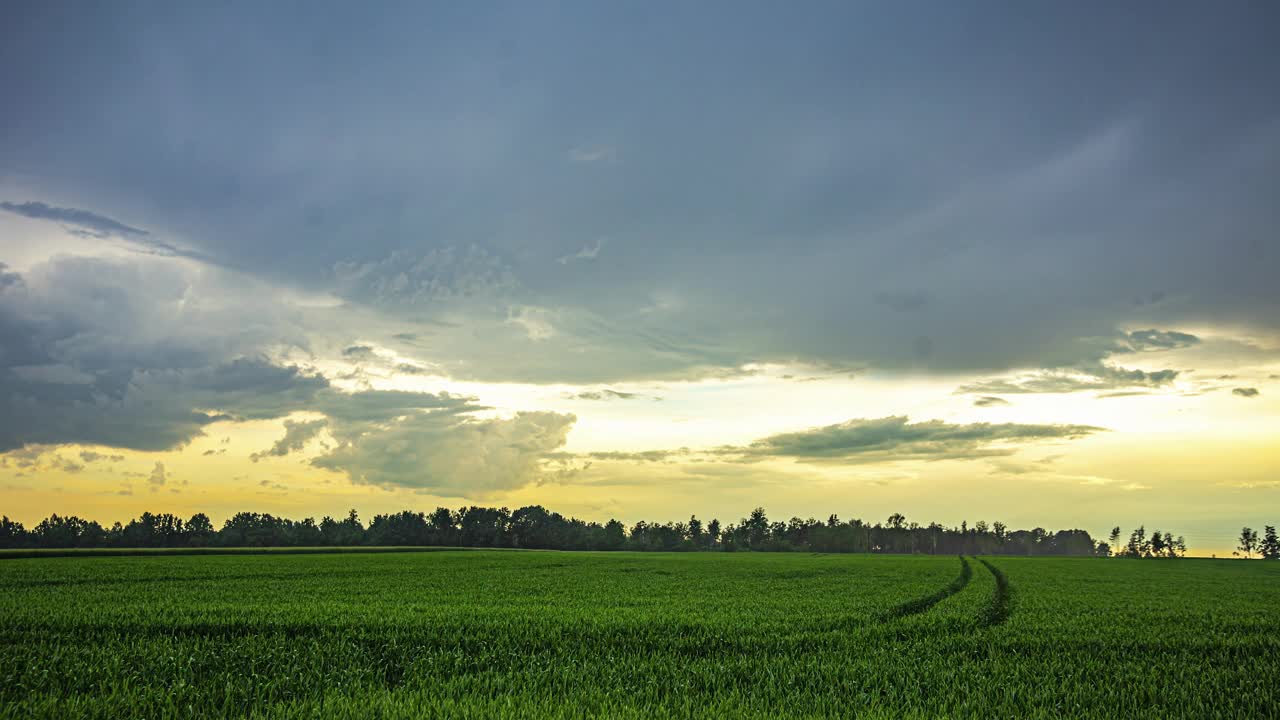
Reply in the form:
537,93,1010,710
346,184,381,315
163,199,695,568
505,305,556,341
556,238,604,265
568,145,617,164
312,410,576,495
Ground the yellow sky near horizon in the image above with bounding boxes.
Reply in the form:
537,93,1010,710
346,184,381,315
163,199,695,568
4,361,1276,558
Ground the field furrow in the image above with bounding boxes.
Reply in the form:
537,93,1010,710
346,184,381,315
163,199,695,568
977,558,1012,627
879,555,971,621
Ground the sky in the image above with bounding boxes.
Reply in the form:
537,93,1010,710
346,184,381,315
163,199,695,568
1,1,1278,555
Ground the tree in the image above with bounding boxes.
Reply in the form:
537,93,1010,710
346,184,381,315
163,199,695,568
428,507,457,545
7,505,1141,557
1150,530,1166,558
1109,526,1122,556
602,519,626,550
186,513,215,547
705,518,721,550
687,516,703,547
1127,526,1147,558
1261,526,1280,560
743,508,769,549
0,516,27,549
992,521,1007,545
1238,527,1260,559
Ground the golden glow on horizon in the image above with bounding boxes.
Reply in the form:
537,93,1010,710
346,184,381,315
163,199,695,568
3,358,1276,558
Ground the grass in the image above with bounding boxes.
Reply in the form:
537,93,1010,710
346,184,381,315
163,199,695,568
2,551,1278,718
0,546,476,559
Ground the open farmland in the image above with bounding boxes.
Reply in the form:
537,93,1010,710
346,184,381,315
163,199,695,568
2,551,1278,719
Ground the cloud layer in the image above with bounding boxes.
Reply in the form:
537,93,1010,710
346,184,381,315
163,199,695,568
1,3,1277,514
2,4,1277,386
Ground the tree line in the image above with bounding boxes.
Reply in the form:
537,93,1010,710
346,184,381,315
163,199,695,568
1104,525,1188,558
0,506,1186,556
1236,526,1280,559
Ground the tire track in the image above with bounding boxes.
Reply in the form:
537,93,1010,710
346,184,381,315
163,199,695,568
880,555,971,621
977,558,1011,627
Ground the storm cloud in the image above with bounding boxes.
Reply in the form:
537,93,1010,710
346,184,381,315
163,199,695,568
0,3,1275,385
0,256,331,452
1,2,1277,508
0,256,562,495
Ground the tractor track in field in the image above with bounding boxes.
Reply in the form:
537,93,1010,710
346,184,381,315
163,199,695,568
977,558,1011,627
879,555,971,621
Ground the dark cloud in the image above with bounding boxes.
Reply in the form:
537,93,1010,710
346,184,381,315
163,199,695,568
0,2,1277,506
250,418,328,461
972,396,1010,408
0,257,329,452
1126,329,1201,352
585,449,686,463
0,349,329,453
722,416,1103,464
0,446,60,471
957,364,1180,395
2,5,1278,385
312,389,476,431
0,257,583,496
1232,387,1260,398
337,347,435,378
1,201,213,262
342,345,377,360
78,450,124,463
0,370,226,452
1,200,148,239
555,416,1104,468
874,291,932,313
0,264,20,290
180,359,330,420
51,457,84,473
567,388,647,401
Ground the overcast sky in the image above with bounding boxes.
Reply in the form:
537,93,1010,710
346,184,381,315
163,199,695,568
2,1,1277,553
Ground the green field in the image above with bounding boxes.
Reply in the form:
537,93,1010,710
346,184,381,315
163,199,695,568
2,551,1278,719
